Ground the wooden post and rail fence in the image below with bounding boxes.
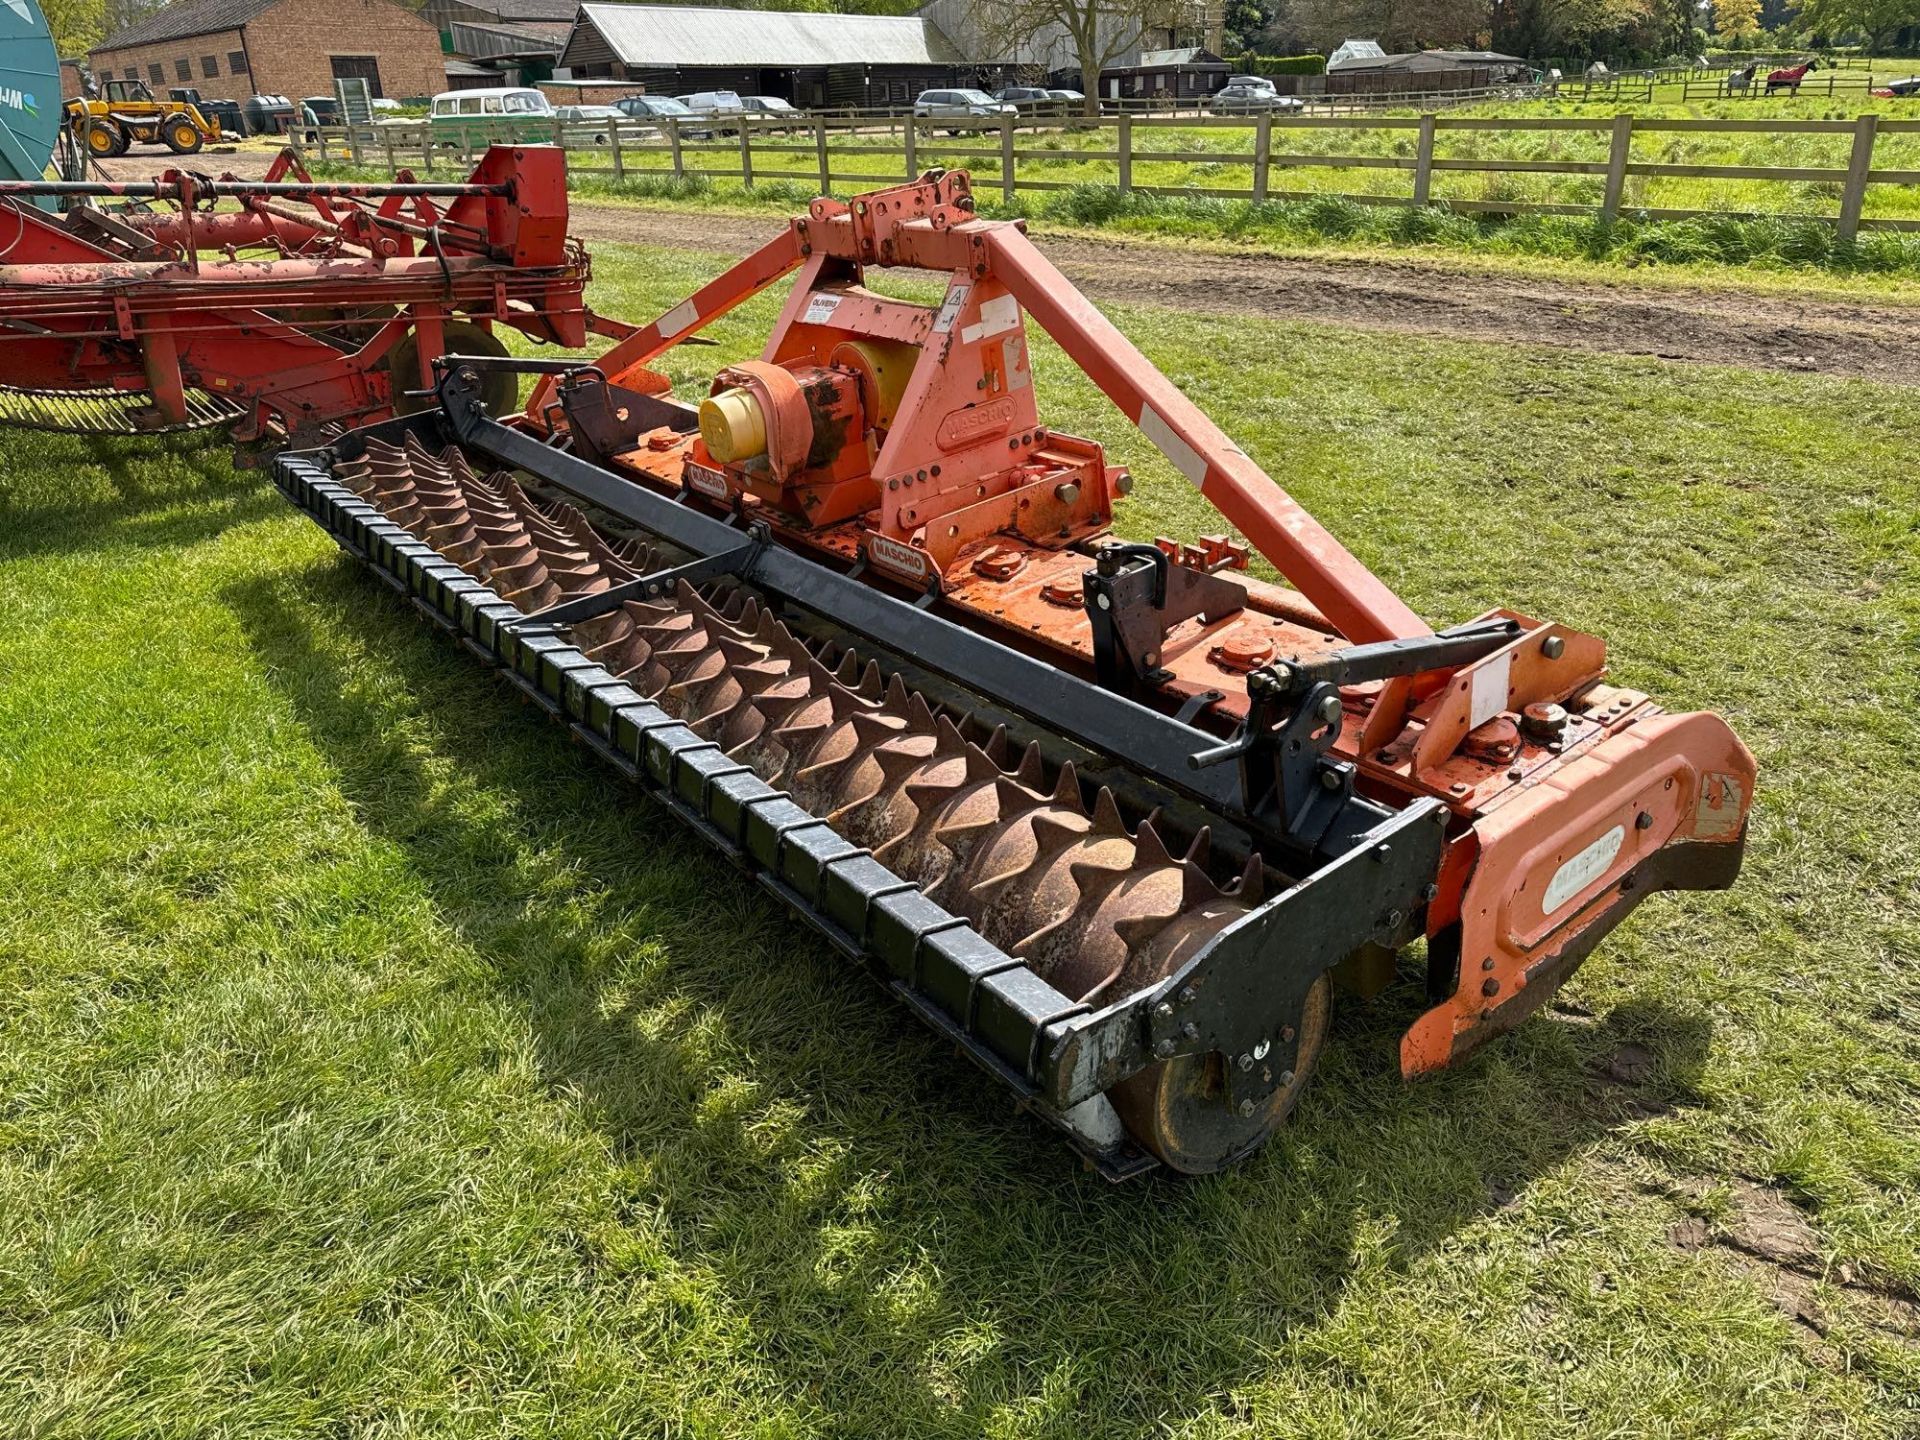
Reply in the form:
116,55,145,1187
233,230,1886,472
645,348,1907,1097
301,107,1920,241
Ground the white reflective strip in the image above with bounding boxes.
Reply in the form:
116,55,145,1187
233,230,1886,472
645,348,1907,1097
656,298,698,336
1139,405,1207,489
1469,651,1513,730
1544,825,1626,913
959,292,1020,344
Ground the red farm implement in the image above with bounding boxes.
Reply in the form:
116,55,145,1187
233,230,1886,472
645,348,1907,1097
0,146,623,445
264,170,1756,1175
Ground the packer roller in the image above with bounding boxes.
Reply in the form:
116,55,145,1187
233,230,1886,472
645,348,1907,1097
272,170,1753,1176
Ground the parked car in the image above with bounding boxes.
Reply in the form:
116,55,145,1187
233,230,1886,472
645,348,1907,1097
676,90,749,136
912,88,1016,131
554,103,623,144
996,86,1056,113
740,95,803,131
427,86,555,146
614,94,693,124
1046,88,1086,111
1869,75,1920,98
1209,78,1304,113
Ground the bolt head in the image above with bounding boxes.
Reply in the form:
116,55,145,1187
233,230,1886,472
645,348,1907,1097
1179,986,1197,1005
1255,1038,1272,1057
1153,1038,1175,1058
1541,635,1566,660
1319,768,1342,791
1153,1001,1174,1019
1181,1021,1199,1040
1315,693,1343,724
1237,1099,1256,1117
1238,1052,1254,1071
1636,809,1655,830
1095,593,1111,611
1279,1070,1295,1087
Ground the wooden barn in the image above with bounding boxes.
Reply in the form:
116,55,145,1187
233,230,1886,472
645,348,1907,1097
556,2,996,109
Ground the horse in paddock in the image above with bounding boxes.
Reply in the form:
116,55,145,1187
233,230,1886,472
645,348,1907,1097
1765,59,1818,94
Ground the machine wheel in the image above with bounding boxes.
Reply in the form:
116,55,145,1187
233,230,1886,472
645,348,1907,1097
386,320,517,417
83,119,129,158
1110,973,1333,1175
162,116,205,154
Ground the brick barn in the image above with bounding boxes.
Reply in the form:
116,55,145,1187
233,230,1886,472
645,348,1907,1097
88,0,447,105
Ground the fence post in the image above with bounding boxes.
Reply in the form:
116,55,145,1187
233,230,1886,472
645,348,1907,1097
1252,112,1271,203
1000,112,1015,204
553,117,564,151
419,123,431,174
815,115,830,194
904,112,917,179
1412,112,1436,206
316,128,328,164
610,119,624,180
1600,112,1633,222
668,117,683,179
348,124,362,166
739,121,753,188
1836,112,1879,243
1116,111,1131,194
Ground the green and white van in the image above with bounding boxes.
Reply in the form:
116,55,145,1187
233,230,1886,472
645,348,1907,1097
427,87,555,146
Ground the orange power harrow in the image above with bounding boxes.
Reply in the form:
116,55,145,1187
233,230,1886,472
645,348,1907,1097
273,170,1754,1176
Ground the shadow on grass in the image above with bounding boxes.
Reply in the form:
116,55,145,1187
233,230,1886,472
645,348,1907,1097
226,556,1716,1431
0,430,282,562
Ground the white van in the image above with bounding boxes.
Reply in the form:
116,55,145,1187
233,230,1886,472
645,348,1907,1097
428,86,554,140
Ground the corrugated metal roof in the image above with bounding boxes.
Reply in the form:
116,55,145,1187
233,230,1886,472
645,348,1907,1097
450,18,565,58
95,0,279,53
575,3,965,68
467,0,578,19
1139,47,1221,66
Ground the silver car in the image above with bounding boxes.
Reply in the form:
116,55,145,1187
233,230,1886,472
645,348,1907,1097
1210,80,1304,114
913,87,1016,131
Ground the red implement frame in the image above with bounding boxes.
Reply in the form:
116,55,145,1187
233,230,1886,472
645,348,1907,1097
0,146,624,443
530,171,1754,1079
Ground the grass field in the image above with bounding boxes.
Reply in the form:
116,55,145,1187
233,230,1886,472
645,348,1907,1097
2,241,1918,1437
307,92,1920,274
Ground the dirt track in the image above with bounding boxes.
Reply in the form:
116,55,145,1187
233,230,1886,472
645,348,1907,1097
95,147,1920,384
570,205,1920,386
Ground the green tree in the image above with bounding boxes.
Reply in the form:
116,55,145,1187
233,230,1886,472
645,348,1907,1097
1793,0,1919,49
38,0,106,55
1712,0,1762,37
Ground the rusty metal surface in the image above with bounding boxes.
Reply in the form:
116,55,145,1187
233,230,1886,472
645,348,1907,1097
337,432,1312,1167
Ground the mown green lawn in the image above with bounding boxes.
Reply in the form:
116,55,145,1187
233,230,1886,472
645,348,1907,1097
1,242,1916,1438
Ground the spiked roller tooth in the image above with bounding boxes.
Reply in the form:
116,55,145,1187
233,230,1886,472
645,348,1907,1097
883,671,914,715
855,659,885,700
711,633,777,674
1009,740,1046,789
833,649,863,686
1051,760,1085,814
1132,818,1178,872
1232,855,1267,906
1089,787,1128,837
837,708,895,748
